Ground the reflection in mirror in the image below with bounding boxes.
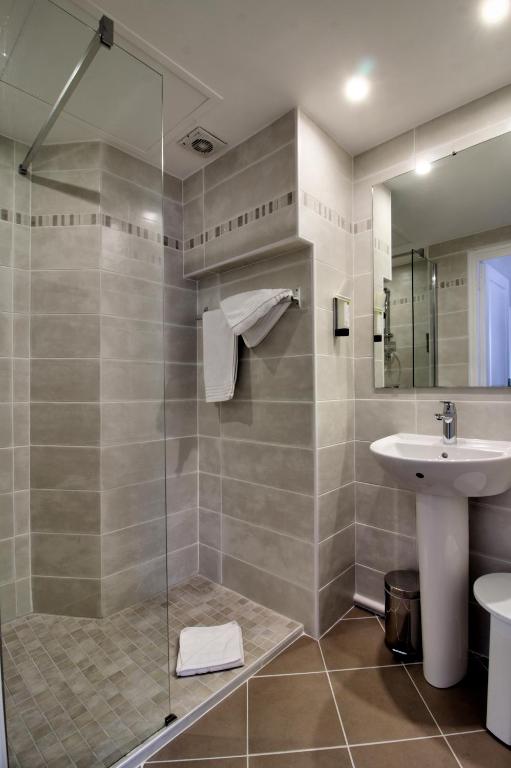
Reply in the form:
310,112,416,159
373,129,511,388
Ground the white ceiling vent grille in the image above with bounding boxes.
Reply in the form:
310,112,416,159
178,126,227,155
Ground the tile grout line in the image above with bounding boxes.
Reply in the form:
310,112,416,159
317,641,356,768
401,664,464,768
246,681,249,768
255,661,421,678
319,603,363,640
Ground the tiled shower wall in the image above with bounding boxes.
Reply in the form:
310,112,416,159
197,250,315,632
192,110,357,636
297,112,355,634
353,83,511,653
0,136,31,621
182,110,297,277
24,140,198,618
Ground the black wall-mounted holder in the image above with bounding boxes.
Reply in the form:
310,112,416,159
333,296,350,337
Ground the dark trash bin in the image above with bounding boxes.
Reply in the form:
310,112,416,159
384,569,422,659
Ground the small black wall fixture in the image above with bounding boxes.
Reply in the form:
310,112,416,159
333,295,350,337
18,15,114,175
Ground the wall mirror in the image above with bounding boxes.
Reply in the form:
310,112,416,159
373,130,511,388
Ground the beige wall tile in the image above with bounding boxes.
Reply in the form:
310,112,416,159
102,518,165,575
222,554,314,633
31,359,99,402
31,314,100,358
102,479,165,532
222,439,314,494
222,477,314,542
356,483,416,537
31,403,100,446
223,514,314,590
355,399,416,441
319,524,355,588
317,401,354,447
356,523,417,573
319,565,355,635
199,508,220,549
318,443,354,494
32,576,101,617
31,446,100,491
101,441,165,489
102,556,166,615
31,270,99,314
199,543,221,582
167,508,198,553
221,400,313,447
31,532,101,578
31,490,101,534
319,483,355,541
205,111,295,192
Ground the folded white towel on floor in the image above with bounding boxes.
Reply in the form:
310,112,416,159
203,309,238,402
220,288,293,348
176,621,244,677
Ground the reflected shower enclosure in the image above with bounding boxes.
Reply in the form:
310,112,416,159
376,249,437,388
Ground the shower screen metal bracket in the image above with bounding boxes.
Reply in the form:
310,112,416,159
18,15,114,175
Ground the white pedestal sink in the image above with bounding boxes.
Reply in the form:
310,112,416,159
370,433,511,688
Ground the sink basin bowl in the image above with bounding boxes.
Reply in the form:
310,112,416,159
370,433,511,497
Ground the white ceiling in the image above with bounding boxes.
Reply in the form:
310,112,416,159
2,0,511,178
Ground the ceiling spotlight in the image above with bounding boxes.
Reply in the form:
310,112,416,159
344,75,370,103
415,160,432,176
480,0,509,24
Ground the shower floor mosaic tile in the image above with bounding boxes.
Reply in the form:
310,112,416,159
146,608,508,768
2,576,300,768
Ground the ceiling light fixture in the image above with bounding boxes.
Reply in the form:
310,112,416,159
344,75,370,103
415,160,432,176
480,0,509,24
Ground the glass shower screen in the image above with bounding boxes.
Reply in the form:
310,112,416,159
0,1,170,765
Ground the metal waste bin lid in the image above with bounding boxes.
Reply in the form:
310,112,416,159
384,569,420,599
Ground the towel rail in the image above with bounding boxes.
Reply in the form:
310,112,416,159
195,287,301,320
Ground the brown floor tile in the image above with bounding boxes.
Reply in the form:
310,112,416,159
256,637,325,676
320,617,396,670
352,736,459,767
248,673,344,753
250,748,352,767
148,685,247,761
448,731,511,768
407,660,487,734
153,761,246,767
330,667,438,745
344,606,378,619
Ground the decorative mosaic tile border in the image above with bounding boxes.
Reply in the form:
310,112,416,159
439,276,466,289
103,213,181,251
300,189,352,233
0,208,30,226
185,190,296,252
2,207,182,251
390,293,428,306
354,217,372,234
373,236,390,255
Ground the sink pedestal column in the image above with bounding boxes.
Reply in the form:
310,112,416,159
416,493,468,688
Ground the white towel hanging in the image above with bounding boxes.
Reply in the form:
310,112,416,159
221,288,293,347
202,309,238,402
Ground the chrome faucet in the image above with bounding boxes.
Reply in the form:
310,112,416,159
435,401,457,445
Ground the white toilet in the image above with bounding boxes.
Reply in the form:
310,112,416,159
473,573,511,745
